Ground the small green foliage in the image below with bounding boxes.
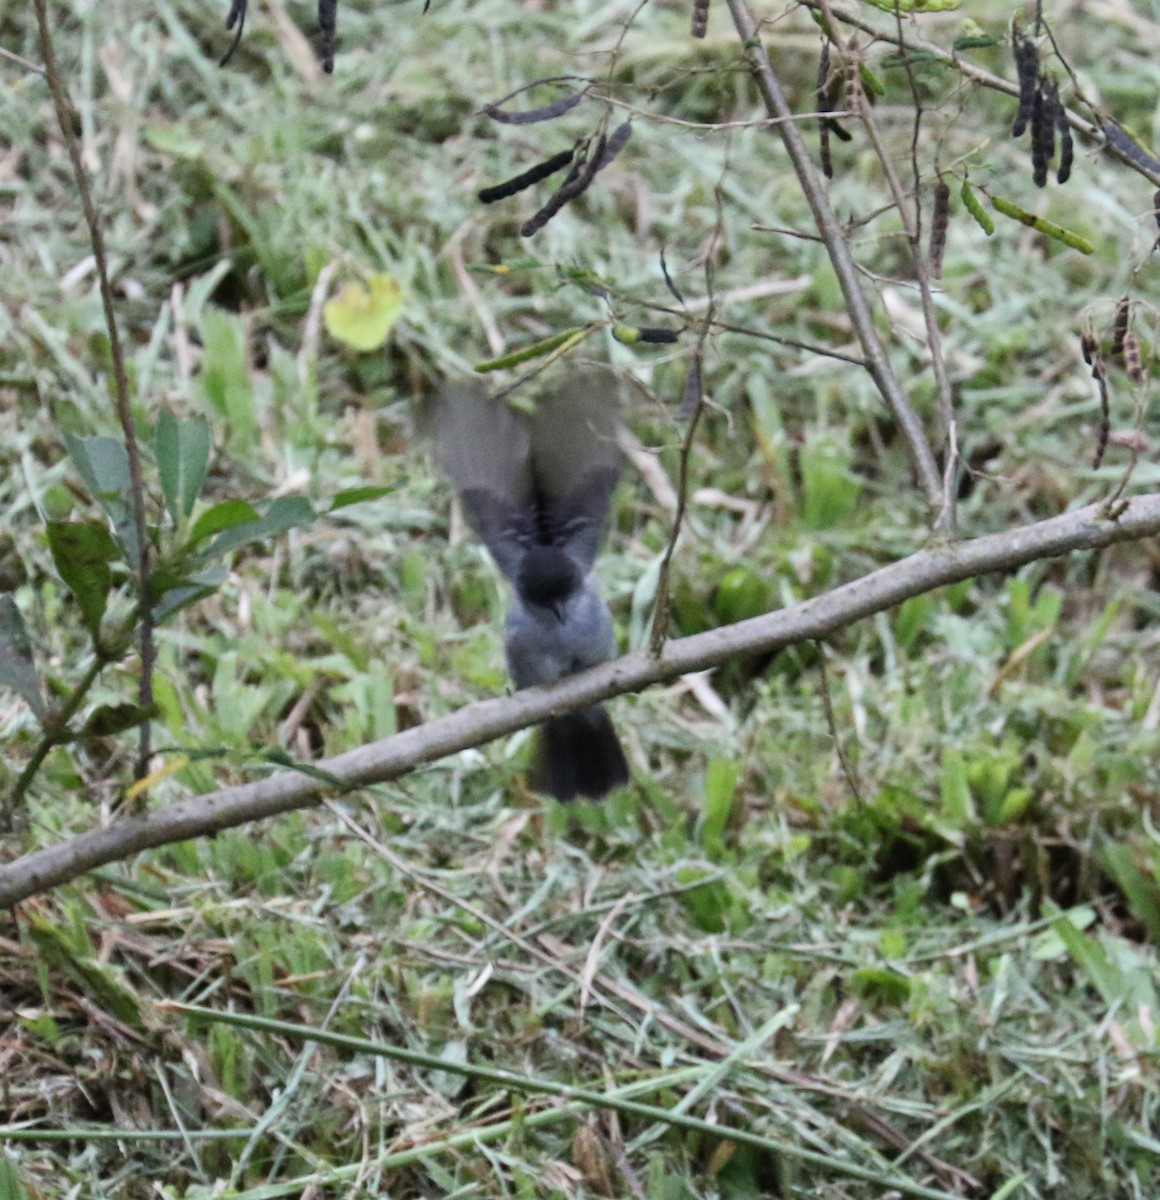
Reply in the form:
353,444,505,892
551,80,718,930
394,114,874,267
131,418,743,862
858,63,886,98
700,757,739,853
187,499,262,546
199,306,258,449
323,272,405,352
45,520,120,643
0,1154,32,1200
80,702,158,739
154,410,211,524
23,909,145,1031
0,597,44,718
714,567,769,625
799,435,861,529
939,747,975,828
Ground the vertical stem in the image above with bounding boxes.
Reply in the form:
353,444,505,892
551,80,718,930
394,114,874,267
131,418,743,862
858,102,957,531
7,655,106,817
33,0,154,778
724,0,945,521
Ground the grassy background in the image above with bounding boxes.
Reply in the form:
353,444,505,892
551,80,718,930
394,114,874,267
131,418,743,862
3,0,1160,1194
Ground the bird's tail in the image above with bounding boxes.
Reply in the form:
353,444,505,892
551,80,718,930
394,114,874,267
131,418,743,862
533,706,629,802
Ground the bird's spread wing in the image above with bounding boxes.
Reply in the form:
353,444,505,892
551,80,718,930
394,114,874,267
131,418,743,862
528,375,622,573
432,382,536,581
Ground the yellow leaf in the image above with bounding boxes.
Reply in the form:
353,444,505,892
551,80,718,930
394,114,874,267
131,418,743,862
124,754,190,801
323,273,404,352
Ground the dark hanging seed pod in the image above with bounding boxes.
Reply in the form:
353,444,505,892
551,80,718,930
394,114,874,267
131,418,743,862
220,0,247,66
660,248,685,305
1030,80,1055,188
817,42,833,179
1092,371,1110,469
1081,334,1111,468
928,181,951,278
1103,123,1160,173
1011,32,1039,138
638,327,681,344
844,40,864,117
819,121,833,179
691,0,710,38
1124,331,1144,382
827,119,853,143
484,91,584,125
596,121,632,170
520,135,606,237
680,355,703,419
1112,296,1130,358
478,147,576,204
318,0,338,73
1055,102,1074,184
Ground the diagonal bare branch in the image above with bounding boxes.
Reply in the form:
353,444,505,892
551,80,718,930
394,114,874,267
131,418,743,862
3,492,1160,908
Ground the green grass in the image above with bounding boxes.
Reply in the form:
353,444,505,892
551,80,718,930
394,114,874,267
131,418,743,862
3,0,1160,1195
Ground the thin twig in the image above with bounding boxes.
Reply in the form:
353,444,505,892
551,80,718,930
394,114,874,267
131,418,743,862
5,656,106,822
5,491,1160,906
817,644,863,807
649,344,708,656
847,55,957,531
723,0,945,520
33,0,155,781
649,185,724,655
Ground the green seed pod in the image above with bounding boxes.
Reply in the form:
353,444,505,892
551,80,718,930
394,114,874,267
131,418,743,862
960,181,995,236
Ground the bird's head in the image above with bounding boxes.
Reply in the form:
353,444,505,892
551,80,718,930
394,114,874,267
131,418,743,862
517,546,582,619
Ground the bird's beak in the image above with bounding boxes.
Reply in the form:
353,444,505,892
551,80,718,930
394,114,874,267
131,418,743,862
550,601,566,623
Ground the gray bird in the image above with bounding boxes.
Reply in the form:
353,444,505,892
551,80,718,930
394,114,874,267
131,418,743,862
433,377,629,801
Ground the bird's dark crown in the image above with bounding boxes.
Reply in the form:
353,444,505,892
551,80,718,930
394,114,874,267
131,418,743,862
517,545,581,611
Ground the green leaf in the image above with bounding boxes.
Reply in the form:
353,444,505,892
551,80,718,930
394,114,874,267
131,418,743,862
154,410,211,522
800,436,860,529
714,568,769,625
63,433,131,506
46,520,120,642
701,757,739,851
851,966,911,1005
1051,908,1123,1007
209,496,317,556
62,433,142,567
939,747,974,826
187,499,262,546
23,911,144,1031
183,260,234,329
1100,840,1160,944
676,866,731,934
0,595,44,718
323,273,404,351
80,702,159,738
144,123,205,159
153,563,230,622
0,1153,32,1200
328,484,398,511
199,306,258,449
